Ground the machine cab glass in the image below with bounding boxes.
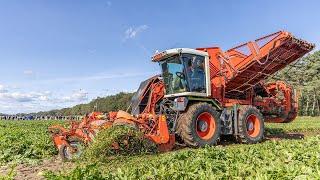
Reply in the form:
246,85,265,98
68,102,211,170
160,53,207,95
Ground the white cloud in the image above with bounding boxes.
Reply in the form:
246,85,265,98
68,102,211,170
124,25,148,41
23,70,34,75
88,49,97,54
0,91,50,102
0,88,87,104
0,101,62,115
39,95,49,101
62,89,88,102
0,84,8,93
106,1,112,7
0,85,91,114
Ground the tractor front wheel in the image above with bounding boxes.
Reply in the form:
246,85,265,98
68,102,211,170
237,106,264,144
177,103,221,147
59,137,85,161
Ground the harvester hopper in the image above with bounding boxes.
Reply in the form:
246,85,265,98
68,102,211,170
222,31,314,98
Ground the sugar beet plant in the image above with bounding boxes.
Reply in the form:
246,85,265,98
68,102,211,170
0,120,65,165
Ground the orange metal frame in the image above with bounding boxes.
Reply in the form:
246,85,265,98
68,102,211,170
49,112,112,151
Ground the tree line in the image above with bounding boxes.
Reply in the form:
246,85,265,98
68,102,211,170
17,92,134,117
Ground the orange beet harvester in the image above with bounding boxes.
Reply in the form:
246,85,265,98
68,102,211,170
50,31,314,160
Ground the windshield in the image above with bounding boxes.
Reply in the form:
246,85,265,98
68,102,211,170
160,54,206,95
160,55,188,94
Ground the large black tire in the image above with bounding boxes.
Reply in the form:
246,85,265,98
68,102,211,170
237,105,264,144
176,102,221,147
59,137,85,161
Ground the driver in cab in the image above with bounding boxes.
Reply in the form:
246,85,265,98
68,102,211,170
186,56,205,92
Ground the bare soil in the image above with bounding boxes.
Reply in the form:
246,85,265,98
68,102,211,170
0,158,74,180
266,131,320,141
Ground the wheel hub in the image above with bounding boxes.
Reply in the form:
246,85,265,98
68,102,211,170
195,112,216,140
247,121,254,131
246,114,261,138
197,120,208,132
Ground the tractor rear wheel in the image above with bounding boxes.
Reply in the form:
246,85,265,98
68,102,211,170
177,102,221,147
237,106,264,144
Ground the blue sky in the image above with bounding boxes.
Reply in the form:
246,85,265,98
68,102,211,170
0,0,319,114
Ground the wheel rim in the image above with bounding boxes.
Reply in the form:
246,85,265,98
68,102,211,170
196,112,216,140
246,114,261,138
64,141,83,160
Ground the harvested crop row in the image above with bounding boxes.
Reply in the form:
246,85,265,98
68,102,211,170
82,126,158,160
47,135,320,179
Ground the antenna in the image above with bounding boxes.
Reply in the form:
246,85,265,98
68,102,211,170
93,102,98,112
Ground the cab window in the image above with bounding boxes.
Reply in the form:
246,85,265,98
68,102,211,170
182,54,206,93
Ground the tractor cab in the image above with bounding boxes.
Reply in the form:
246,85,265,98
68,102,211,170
152,48,211,98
